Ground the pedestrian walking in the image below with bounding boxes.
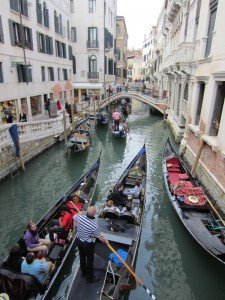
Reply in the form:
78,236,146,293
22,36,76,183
74,206,108,283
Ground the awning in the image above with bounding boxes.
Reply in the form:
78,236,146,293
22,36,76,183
73,83,104,89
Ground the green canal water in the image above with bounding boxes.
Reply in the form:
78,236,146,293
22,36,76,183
1,100,225,300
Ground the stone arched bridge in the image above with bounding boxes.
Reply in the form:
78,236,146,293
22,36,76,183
77,90,168,116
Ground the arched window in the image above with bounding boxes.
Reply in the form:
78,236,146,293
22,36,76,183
184,83,189,101
89,55,97,73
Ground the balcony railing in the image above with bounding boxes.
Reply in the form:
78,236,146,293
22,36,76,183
87,72,99,79
87,40,99,49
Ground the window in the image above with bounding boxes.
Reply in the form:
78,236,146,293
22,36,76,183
55,40,66,58
43,2,49,28
63,69,68,80
71,27,76,42
116,68,121,78
183,83,189,101
88,27,98,48
59,14,62,35
0,16,4,43
48,67,54,81
9,20,33,49
68,45,73,60
54,11,59,34
0,62,3,83
17,64,32,83
194,82,205,125
36,0,42,24
37,32,45,53
67,20,70,39
89,55,97,72
41,66,45,81
10,0,28,17
205,0,218,57
89,0,96,13
70,0,74,13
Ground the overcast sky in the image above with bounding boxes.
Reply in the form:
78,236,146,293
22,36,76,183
117,0,165,49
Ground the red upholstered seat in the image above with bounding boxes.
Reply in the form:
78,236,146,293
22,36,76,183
179,173,189,180
166,158,180,168
168,167,180,172
168,172,180,185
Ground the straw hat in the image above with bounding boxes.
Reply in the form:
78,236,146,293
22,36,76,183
0,293,10,300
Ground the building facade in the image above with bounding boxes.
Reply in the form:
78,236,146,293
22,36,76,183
0,0,118,124
115,16,128,84
71,0,116,102
149,0,225,207
127,48,142,81
142,27,155,82
0,0,73,123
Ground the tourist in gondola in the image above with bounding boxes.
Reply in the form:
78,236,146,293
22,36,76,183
74,206,108,283
21,252,53,284
103,199,120,214
3,245,24,272
47,205,73,242
25,221,52,256
127,179,142,198
111,183,132,208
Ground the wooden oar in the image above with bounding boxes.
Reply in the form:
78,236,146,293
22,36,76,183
206,197,225,226
107,243,157,300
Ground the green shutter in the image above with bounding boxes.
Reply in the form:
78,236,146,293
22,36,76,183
8,19,15,46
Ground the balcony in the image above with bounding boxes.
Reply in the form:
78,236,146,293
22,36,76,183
87,72,99,80
87,40,99,49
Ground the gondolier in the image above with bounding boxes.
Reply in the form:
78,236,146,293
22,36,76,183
74,206,108,283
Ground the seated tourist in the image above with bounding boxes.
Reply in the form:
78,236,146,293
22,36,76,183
173,179,186,192
66,195,85,216
21,252,52,284
25,221,52,256
47,205,73,242
128,179,142,198
103,200,120,214
3,245,24,272
111,183,132,207
121,202,138,217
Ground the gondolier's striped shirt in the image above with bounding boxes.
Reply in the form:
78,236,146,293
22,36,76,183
74,214,101,243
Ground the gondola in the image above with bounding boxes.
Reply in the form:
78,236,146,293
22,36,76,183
67,145,147,300
66,118,91,152
163,138,225,265
96,109,109,125
111,123,127,138
0,155,101,300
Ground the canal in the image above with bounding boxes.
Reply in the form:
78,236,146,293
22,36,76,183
1,99,225,300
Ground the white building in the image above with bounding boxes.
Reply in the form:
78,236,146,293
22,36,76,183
71,0,116,102
150,0,225,207
0,0,73,123
142,27,155,82
0,0,117,124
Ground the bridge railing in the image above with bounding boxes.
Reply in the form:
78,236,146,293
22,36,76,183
0,114,70,148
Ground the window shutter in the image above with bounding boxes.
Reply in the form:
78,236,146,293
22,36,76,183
10,0,18,12
36,32,40,51
0,63,3,83
18,24,24,47
68,45,72,60
8,19,15,46
28,28,33,50
49,37,53,54
0,16,4,43
17,65,23,82
72,56,76,74
37,3,43,24
22,0,28,17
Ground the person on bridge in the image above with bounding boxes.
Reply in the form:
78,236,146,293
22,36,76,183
112,108,121,131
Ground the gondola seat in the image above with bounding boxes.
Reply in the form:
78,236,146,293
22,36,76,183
102,209,120,220
0,267,41,300
120,212,136,224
